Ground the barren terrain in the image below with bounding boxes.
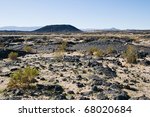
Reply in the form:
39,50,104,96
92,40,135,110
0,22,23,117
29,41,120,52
0,31,150,100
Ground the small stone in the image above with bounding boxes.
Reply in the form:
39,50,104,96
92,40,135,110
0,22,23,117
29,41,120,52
97,92,109,100
67,91,75,94
92,86,103,92
62,78,67,81
13,89,24,96
114,91,130,100
76,75,82,80
55,94,67,100
76,82,85,88
31,78,38,83
79,97,90,100
81,91,93,96
40,77,46,81
123,85,138,91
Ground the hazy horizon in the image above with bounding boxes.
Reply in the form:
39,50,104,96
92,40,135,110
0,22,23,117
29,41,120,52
0,0,150,29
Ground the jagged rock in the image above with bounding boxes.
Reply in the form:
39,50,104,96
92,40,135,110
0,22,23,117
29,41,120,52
13,89,24,96
114,91,130,100
97,92,109,100
36,84,64,93
63,56,80,62
123,85,138,91
76,82,85,88
36,84,45,90
31,78,38,83
143,60,150,66
81,91,93,96
67,90,75,94
90,75,106,86
0,72,11,77
76,75,83,80
40,77,46,81
55,94,67,100
9,66,20,71
79,97,90,100
88,60,101,67
110,83,123,90
92,85,103,92
138,51,148,58
131,95,150,100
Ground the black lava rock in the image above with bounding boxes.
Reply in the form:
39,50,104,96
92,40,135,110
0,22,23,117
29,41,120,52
76,82,85,88
114,91,130,100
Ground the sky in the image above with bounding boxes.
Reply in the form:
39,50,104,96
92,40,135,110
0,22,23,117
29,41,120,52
0,0,150,29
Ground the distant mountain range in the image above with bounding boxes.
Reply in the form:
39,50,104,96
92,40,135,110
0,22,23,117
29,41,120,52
0,26,41,31
1,25,147,33
82,28,120,32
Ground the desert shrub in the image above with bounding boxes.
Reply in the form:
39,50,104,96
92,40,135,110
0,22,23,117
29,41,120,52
106,46,115,54
123,45,137,63
8,52,18,60
43,36,47,40
7,66,39,89
0,89,3,94
58,41,67,51
94,49,104,57
23,45,32,52
54,41,67,61
88,47,98,55
88,47,104,57
0,43,4,48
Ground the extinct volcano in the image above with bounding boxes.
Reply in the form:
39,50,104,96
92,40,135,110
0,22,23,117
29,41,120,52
34,24,81,33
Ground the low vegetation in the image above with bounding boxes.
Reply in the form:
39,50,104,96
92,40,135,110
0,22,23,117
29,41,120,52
8,52,18,60
88,47,104,57
0,89,4,94
123,45,137,63
106,46,115,54
23,45,32,52
54,41,67,60
0,42,4,48
7,66,39,89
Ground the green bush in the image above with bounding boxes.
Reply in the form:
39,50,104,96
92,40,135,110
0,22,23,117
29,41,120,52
8,66,39,89
8,52,18,60
123,45,137,63
23,45,32,52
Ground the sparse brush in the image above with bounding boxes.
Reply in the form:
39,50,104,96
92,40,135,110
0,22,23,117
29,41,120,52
7,66,39,89
42,36,47,40
8,52,18,60
106,46,115,54
123,45,137,63
88,47,99,55
59,41,67,51
88,47,104,57
0,43,4,48
23,45,32,52
54,41,67,61
94,49,104,57
0,89,4,94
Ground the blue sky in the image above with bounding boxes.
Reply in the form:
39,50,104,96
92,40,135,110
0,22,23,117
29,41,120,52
0,0,150,29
